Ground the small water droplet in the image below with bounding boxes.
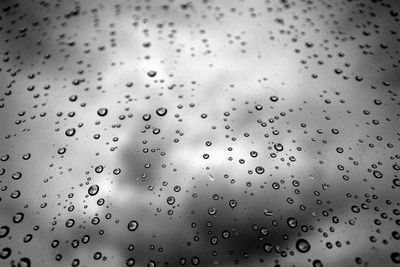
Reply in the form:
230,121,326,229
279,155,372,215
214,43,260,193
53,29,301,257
127,220,139,231
156,107,167,116
97,108,108,117
88,184,99,196
295,238,311,253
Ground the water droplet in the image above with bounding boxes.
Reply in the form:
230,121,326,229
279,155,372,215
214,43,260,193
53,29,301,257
95,165,104,173
270,96,279,102
167,196,175,205
260,227,269,236
0,247,11,260
155,107,167,116
97,108,108,117
373,170,383,179
65,128,76,137
191,256,200,265
88,184,99,196
274,143,284,151
12,212,24,223
22,153,31,160
127,220,139,231
312,259,323,267
66,219,75,228
263,243,273,253
143,113,151,121
11,172,22,180
0,226,10,238
152,128,160,135
287,217,297,228
250,151,258,157
208,207,217,215
229,199,237,208
296,238,311,253
126,258,136,266
391,252,400,264
222,230,230,239
147,70,157,77
255,166,265,174
264,209,273,216
57,147,66,155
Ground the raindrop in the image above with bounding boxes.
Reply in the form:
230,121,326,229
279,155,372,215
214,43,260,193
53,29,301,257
174,185,181,192
94,252,102,260
260,227,269,236
66,219,75,228
127,220,139,231
143,113,151,121
95,165,104,173
222,230,230,239
208,207,217,215
250,151,258,158
65,128,76,137
255,166,265,174
287,217,297,228
23,234,33,243
296,239,311,253
167,196,175,205
126,258,136,266
97,108,108,117
12,212,24,223
312,259,323,267
263,243,273,253
11,172,22,180
391,252,400,264
10,190,21,199
191,256,200,265
229,199,237,208
373,170,383,179
270,96,279,102
57,147,66,155
88,185,99,196
22,153,31,160
274,143,284,152
264,209,273,216
147,70,157,77
153,128,160,135
0,247,11,260
0,226,10,238
155,107,167,116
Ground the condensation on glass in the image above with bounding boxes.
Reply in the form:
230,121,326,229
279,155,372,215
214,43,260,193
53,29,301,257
0,0,399,266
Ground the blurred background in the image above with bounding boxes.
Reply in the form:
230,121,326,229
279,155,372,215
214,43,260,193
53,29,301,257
0,0,399,266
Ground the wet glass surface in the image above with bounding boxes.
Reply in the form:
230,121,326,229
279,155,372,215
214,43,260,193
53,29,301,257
0,0,399,266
